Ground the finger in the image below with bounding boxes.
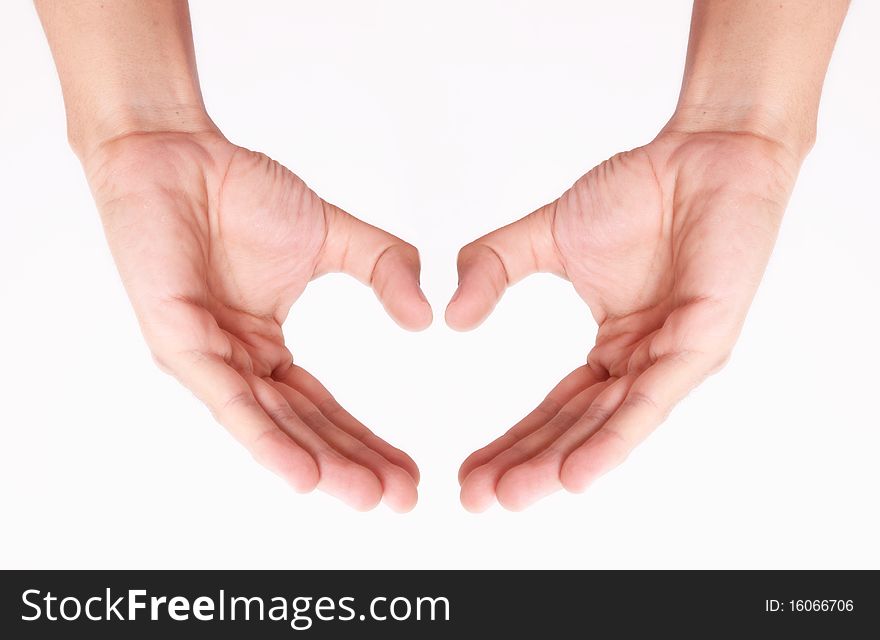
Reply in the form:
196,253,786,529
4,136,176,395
168,350,319,493
248,376,384,511
446,202,563,331
560,352,712,493
457,365,603,485
587,330,645,377
278,365,420,484
624,335,656,376
317,202,432,331
268,379,418,513
495,376,634,511
460,377,613,513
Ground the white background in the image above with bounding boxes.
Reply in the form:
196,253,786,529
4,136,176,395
1,1,877,569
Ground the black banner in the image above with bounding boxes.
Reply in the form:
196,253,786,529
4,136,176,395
1,570,876,637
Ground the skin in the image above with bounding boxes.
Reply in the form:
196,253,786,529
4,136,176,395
36,0,849,513
37,1,432,512
85,131,431,512
450,130,797,511
449,0,849,511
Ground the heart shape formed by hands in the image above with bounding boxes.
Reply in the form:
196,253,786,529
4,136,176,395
88,128,799,513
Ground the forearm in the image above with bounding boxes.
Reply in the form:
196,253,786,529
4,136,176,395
665,0,849,160
35,0,215,160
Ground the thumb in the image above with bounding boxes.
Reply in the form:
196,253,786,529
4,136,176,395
317,201,432,331
446,202,564,331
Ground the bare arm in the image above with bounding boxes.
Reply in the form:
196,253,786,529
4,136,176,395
35,0,430,512
451,0,850,511
668,0,849,158
35,0,214,158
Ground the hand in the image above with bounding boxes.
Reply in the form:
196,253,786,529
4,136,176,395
85,130,432,512
448,130,800,511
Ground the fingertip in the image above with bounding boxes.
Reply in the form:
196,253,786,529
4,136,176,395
352,469,384,512
460,484,495,513
377,279,433,331
321,461,383,511
444,297,490,332
415,293,434,330
559,453,594,494
559,445,616,494
404,458,421,486
250,431,320,494
495,463,560,512
447,239,509,330
383,451,421,486
444,305,468,332
347,478,384,512
394,298,434,332
457,463,470,486
494,469,532,512
457,451,485,485
495,495,528,512
461,499,493,514
562,429,631,494
371,242,434,331
389,500,417,514
383,476,419,514
287,460,320,494
459,468,497,513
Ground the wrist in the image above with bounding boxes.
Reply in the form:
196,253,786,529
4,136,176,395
664,100,815,164
36,0,217,161
68,99,217,163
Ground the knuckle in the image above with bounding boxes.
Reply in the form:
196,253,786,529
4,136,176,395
300,409,330,433
264,403,298,426
534,397,561,419
621,389,672,422
548,410,579,431
318,396,344,418
583,403,614,425
349,437,372,457
211,390,260,423
621,390,659,412
504,441,527,459
220,390,258,413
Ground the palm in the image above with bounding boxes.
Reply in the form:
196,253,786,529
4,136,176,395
448,131,798,511
558,131,795,376
86,131,432,511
